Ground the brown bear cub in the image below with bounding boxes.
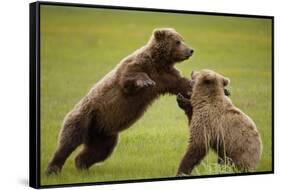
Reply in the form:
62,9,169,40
176,69,262,175
46,28,194,175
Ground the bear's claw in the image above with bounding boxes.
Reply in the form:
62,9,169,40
136,79,156,88
177,93,190,109
224,88,231,96
45,165,61,176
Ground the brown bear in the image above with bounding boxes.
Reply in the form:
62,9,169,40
46,28,194,175
176,69,262,175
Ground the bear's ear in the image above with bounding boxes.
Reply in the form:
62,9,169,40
191,70,199,79
223,77,230,86
203,73,215,84
153,29,166,41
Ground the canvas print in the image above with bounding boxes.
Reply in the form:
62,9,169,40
29,2,273,188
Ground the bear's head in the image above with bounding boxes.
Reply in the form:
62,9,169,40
149,28,194,64
190,69,230,98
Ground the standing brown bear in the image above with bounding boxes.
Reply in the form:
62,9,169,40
46,28,194,175
176,69,262,175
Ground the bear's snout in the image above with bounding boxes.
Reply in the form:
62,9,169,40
184,48,194,58
189,49,194,55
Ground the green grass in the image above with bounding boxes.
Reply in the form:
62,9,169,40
40,5,272,185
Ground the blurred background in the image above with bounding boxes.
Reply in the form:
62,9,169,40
40,5,272,185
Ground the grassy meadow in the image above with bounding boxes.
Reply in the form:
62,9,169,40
40,5,272,185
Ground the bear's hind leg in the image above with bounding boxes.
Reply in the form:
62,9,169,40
232,154,257,172
46,123,84,175
75,133,118,170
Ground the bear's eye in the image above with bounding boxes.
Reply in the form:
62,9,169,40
176,40,181,45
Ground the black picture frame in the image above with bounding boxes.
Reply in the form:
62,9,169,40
29,1,274,189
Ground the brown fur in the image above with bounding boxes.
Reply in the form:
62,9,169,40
176,69,262,175
46,28,194,175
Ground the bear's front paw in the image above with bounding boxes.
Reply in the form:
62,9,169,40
224,88,231,96
136,79,156,88
177,93,185,101
177,93,190,109
176,172,190,177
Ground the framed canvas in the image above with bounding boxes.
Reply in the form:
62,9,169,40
29,1,274,188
